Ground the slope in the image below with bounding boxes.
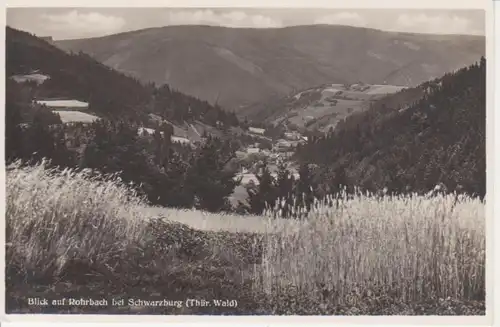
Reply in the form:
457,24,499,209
296,58,486,197
241,82,408,132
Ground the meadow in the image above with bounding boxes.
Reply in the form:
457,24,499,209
52,110,100,124
5,161,486,315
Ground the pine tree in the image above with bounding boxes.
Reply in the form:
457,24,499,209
186,137,239,212
247,163,276,215
295,163,314,216
81,120,157,199
5,97,25,163
295,58,485,199
274,161,295,218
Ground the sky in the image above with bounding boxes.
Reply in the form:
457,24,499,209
6,8,485,40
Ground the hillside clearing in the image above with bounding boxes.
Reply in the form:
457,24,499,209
5,161,485,315
37,99,89,108
247,82,409,132
365,84,408,94
52,110,100,123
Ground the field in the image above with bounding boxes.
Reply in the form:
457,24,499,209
53,111,100,124
365,84,408,95
37,99,89,108
5,161,486,315
250,83,408,132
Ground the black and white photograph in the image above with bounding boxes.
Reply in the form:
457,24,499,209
1,0,492,322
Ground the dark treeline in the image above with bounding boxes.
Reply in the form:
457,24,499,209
295,57,486,199
235,160,349,219
6,27,239,128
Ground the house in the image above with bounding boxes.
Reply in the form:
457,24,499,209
284,131,301,141
235,151,247,159
171,136,191,145
269,153,279,160
137,127,192,145
137,127,157,136
274,139,292,152
247,147,260,154
249,127,265,135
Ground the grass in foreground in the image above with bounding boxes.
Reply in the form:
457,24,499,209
5,161,485,315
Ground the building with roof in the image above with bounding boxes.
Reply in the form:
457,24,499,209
249,127,266,135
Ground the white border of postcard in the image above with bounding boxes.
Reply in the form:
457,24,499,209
0,0,496,326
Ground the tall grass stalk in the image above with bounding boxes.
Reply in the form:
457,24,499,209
6,161,485,307
6,160,150,278
255,191,485,304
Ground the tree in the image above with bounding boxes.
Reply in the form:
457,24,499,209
295,163,315,216
331,165,349,197
153,122,174,166
247,163,277,215
5,97,25,163
186,137,240,212
81,120,157,198
295,58,486,199
274,161,295,218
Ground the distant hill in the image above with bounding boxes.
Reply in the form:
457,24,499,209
241,82,407,132
56,25,484,112
296,58,486,198
6,26,240,137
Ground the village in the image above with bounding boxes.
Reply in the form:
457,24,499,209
233,125,306,187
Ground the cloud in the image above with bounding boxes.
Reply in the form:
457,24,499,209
41,10,126,38
394,13,483,35
314,12,367,27
165,9,282,28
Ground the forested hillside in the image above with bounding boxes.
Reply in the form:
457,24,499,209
6,26,239,127
295,58,486,198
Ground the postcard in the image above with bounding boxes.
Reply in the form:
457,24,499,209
1,0,494,325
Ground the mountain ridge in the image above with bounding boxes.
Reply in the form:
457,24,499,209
55,24,485,113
